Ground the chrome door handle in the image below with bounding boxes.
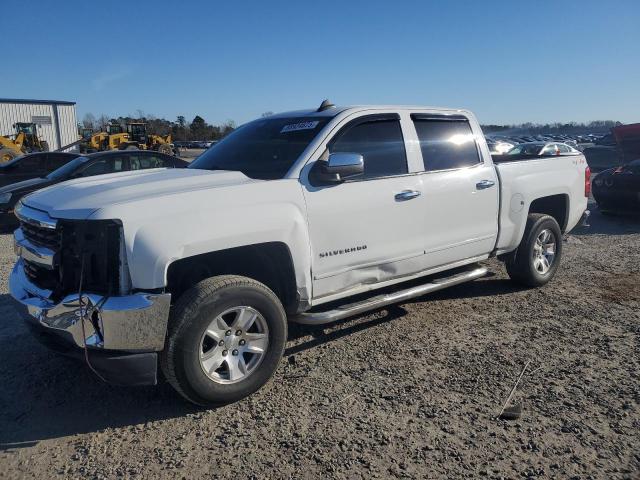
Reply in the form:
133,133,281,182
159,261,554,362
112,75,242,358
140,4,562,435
395,190,421,201
476,180,495,190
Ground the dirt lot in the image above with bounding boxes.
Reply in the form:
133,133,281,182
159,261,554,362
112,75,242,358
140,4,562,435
0,209,639,479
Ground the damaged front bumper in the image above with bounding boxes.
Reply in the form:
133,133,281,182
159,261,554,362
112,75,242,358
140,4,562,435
9,259,171,386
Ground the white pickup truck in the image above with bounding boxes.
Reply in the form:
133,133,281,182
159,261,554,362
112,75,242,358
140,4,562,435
9,102,590,405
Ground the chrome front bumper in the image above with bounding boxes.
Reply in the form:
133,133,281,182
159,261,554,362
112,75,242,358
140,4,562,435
9,259,171,352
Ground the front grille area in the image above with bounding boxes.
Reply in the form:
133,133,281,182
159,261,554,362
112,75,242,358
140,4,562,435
21,222,61,250
19,219,123,299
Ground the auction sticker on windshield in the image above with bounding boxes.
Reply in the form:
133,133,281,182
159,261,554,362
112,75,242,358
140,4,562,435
280,121,320,133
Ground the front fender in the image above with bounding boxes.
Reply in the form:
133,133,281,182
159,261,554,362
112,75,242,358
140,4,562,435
90,180,312,297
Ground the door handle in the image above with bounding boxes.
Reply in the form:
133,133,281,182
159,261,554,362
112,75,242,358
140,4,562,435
395,190,421,201
476,180,495,190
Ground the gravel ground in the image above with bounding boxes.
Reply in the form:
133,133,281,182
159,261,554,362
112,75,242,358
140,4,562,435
0,208,639,479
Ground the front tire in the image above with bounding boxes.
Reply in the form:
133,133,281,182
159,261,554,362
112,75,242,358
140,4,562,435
161,275,287,406
505,214,562,287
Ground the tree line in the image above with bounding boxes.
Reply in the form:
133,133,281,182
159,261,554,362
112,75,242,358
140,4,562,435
82,112,623,140
81,111,237,141
481,120,621,135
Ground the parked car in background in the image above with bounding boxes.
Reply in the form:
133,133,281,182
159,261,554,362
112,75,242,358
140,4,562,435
582,145,621,171
486,137,514,154
592,159,640,213
0,152,81,188
595,134,616,146
505,142,579,157
0,150,187,227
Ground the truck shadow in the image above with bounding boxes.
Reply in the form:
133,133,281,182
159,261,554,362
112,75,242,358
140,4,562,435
0,295,197,451
286,274,524,353
0,275,521,449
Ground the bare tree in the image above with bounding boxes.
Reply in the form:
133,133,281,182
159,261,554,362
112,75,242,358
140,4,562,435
82,113,96,130
96,114,110,131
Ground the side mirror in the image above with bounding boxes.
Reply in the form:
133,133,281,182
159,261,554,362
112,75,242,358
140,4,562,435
311,152,364,184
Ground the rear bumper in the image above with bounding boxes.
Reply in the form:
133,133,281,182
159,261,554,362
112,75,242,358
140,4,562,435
9,259,172,386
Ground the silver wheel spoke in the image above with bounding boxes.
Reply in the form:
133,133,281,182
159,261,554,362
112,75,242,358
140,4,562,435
541,256,550,271
244,333,268,353
533,257,542,272
227,356,247,381
205,327,223,342
533,228,557,275
215,316,230,331
201,349,225,374
232,308,257,331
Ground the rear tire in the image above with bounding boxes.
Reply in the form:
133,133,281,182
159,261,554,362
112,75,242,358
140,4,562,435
160,275,287,407
505,214,562,287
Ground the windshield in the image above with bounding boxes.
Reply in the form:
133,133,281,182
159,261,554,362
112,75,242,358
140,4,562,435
189,116,330,179
47,156,89,180
507,144,544,155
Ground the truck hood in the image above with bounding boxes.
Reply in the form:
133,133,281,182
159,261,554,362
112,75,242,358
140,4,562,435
22,168,258,219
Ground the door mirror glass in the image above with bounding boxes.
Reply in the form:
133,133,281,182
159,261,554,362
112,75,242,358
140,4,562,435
312,152,364,183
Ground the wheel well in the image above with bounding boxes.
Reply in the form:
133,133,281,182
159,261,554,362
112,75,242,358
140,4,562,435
166,242,298,312
529,194,569,231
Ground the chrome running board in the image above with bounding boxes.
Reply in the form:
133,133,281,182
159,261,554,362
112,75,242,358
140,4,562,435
291,266,488,325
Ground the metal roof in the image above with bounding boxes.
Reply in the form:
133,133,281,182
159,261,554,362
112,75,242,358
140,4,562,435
0,98,76,106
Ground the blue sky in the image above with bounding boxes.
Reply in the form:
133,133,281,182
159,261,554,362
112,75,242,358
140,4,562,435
4,0,639,126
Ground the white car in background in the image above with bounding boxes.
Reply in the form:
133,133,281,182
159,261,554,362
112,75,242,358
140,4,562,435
506,141,580,157
486,137,515,154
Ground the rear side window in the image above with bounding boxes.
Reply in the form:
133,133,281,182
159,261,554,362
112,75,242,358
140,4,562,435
130,154,166,170
330,118,407,179
412,116,481,171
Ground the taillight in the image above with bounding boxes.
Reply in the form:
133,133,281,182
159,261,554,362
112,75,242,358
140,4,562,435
614,166,624,174
584,166,591,197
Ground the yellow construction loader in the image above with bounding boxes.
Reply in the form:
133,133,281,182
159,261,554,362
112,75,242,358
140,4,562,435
80,122,174,155
122,122,174,155
0,123,49,162
82,124,131,152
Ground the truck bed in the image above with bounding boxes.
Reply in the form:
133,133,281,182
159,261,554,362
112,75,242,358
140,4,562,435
494,154,589,254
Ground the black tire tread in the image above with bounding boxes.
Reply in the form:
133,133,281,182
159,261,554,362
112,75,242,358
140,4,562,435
160,275,285,406
505,213,562,287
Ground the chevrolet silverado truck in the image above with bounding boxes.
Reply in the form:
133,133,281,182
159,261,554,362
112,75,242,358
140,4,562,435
9,102,590,406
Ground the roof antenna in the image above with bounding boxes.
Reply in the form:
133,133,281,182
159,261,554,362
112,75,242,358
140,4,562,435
317,99,335,112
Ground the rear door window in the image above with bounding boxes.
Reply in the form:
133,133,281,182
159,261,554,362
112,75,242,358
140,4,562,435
411,116,481,171
79,157,127,177
130,154,167,170
329,117,407,180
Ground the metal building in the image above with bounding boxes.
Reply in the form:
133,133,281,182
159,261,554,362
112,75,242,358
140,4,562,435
0,98,79,151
